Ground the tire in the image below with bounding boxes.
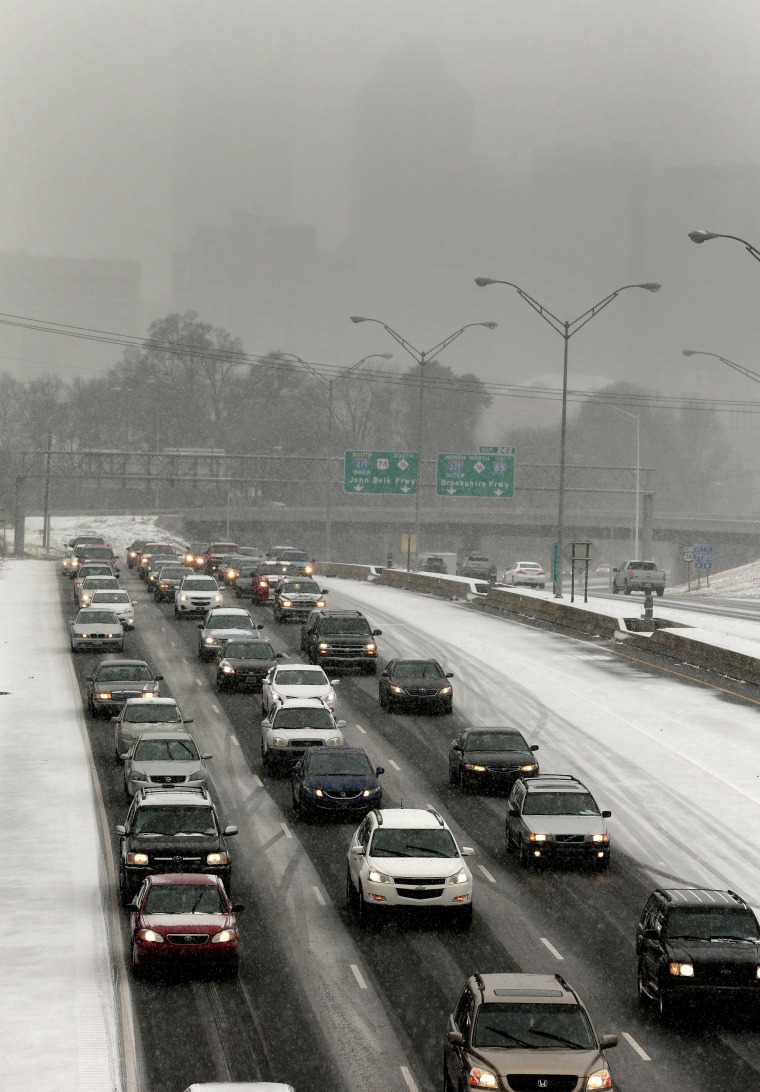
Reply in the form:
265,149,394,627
612,584,619,595
656,588,664,597
518,837,532,868
443,1062,455,1092
357,885,375,927
119,867,132,906
637,964,649,1005
658,984,675,1023
262,747,273,776
130,943,144,979
174,607,181,619
505,826,515,855
379,688,387,710
624,585,632,595
364,662,377,676
448,762,460,787
70,642,77,653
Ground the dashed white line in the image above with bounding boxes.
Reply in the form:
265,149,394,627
478,864,496,883
230,735,240,747
211,703,220,714
539,937,564,961
253,774,263,787
389,760,401,771
313,886,326,906
622,1032,651,1061
400,1066,419,1092
195,677,203,687
280,822,292,839
355,723,367,734
350,963,367,989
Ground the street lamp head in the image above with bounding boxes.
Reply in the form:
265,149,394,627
481,321,499,329
474,277,495,287
688,230,719,244
350,315,369,324
638,282,661,292
682,350,699,357
378,352,393,359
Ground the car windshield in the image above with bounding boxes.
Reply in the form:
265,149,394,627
275,669,327,687
370,828,459,858
77,611,119,624
143,884,226,915
466,732,528,752
78,547,112,558
307,753,373,777
132,805,217,836
79,568,112,578
225,641,274,660
82,578,119,589
259,563,296,575
277,550,308,562
392,661,443,679
666,908,760,941
207,614,253,630
90,592,129,604
319,618,371,635
149,556,176,568
522,792,600,816
96,664,152,682
182,579,217,590
472,1003,596,1051
272,708,334,730
133,738,199,762
281,581,320,594
124,704,181,724
236,565,257,576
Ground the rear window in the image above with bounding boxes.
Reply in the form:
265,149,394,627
629,561,656,570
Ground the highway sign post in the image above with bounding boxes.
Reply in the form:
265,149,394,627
343,451,418,495
692,544,713,589
435,449,515,497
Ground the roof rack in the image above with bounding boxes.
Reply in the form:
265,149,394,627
371,808,383,825
473,973,487,1000
138,786,207,800
426,806,446,827
554,974,574,996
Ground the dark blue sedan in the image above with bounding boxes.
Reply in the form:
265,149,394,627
291,746,383,819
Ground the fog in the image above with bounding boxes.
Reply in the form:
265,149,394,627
2,0,760,448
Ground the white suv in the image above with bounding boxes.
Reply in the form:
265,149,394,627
174,575,223,618
260,697,346,775
346,807,474,928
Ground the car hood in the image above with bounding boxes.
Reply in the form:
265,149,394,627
129,834,220,854
271,728,341,743
304,773,376,793
665,938,760,964
132,760,201,778
275,684,332,700
141,912,233,934
367,856,464,881
204,627,256,642
71,620,123,632
522,815,605,836
472,1044,607,1080
463,749,534,767
392,678,447,692
227,657,275,672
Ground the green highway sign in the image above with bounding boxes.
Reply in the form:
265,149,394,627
436,450,515,497
343,450,418,494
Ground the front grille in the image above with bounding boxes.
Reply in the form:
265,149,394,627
324,790,362,800
507,1076,580,1092
167,934,208,945
697,963,757,987
411,688,440,697
149,775,186,784
486,765,520,774
320,642,367,656
290,739,323,749
397,888,444,900
396,876,445,886
112,690,142,701
152,855,203,866
554,835,585,843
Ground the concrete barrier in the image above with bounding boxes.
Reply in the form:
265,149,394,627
627,627,760,686
314,562,376,581
377,568,483,599
484,586,623,638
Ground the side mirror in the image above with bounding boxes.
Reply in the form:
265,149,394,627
155,674,163,681
119,753,130,762
602,810,611,818
446,672,454,678
330,679,340,686
321,589,329,595
111,716,119,722
350,843,365,855
86,674,94,681
375,766,384,776
600,1035,618,1049
612,567,619,573
223,825,238,837
530,744,539,752
336,719,347,729
373,629,382,636
461,846,474,856
447,1030,464,1047
128,899,141,911
184,718,194,724
381,670,388,677
113,824,126,836
276,652,284,658
231,903,245,912
508,808,520,818
256,623,264,630
197,623,203,629
202,753,213,760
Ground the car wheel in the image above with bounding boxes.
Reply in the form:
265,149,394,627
452,904,473,931
637,964,649,1005
357,884,374,927
379,688,387,710
624,584,632,595
505,826,515,854
443,1062,456,1092
448,762,460,787
262,747,273,776
518,837,532,868
174,607,181,618
119,868,132,906
612,584,619,594
130,943,145,979
658,984,675,1023
70,642,77,653
656,588,664,597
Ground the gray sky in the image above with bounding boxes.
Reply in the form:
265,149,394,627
2,0,760,439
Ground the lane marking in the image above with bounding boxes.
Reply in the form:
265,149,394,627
355,723,367,734
540,937,564,961
211,703,220,714
280,822,292,839
389,760,401,771
622,1032,651,1061
313,886,326,906
253,774,263,787
608,646,760,707
230,735,240,747
350,963,368,989
478,864,496,883
195,677,203,687
401,1066,419,1092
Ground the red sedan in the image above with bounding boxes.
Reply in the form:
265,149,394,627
251,560,301,602
128,873,242,977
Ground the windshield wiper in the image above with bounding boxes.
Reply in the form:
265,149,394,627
709,935,756,942
528,1030,587,1049
479,1026,533,1048
405,844,453,857
174,831,211,837
667,933,708,941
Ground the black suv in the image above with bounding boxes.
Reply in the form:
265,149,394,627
300,609,382,674
636,887,760,1020
113,786,237,901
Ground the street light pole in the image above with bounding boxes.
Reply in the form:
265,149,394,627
350,316,497,567
688,230,760,265
474,278,660,596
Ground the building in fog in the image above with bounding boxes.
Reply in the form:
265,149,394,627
0,251,141,378
172,210,355,360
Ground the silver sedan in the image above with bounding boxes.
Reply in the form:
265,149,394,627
121,731,212,797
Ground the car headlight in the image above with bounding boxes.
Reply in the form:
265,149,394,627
315,599,326,608
228,569,238,579
318,642,329,651
280,598,292,608
362,787,380,797
669,962,694,977
326,689,336,703
211,928,237,943
327,735,342,746
367,867,392,883
390,685,404,694
206,851,229,866
468,1067,498,1089
81,595,91,605
131,770,149,782
188,769,204,780
204,636,219,645
590,833,609,843
96,691,112,700
365,642,377,652
304,565,314,574
440,685,452,695
126,852,149,865
586,1069,612,1090
305,787,318,796
136,929,164,943
180,594,188,602
464,763,487,772
520,763,538,772
212,594,223,603
529,833,547,842
271,736,287,747
129,551,137,559
446,866,469,885
221,662,235,674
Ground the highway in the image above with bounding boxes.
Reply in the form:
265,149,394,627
60,567,760,1092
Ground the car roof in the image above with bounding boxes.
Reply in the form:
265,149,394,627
135,788,211,807
524,775,589,793
133,731,194,744
274,696,330,709
654,888,747,908
96,658,151,669
205,607,251,616
468,972,576,1005
371,808,449,830
147,872,221,886
305,744,366,757
464,726,527,738
123,696,178,706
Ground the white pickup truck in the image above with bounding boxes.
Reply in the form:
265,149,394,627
612,560,667,596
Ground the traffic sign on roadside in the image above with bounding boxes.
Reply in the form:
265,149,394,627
682,548,694,563
692,543,713,570
435,450,515,497
343,450,418,494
